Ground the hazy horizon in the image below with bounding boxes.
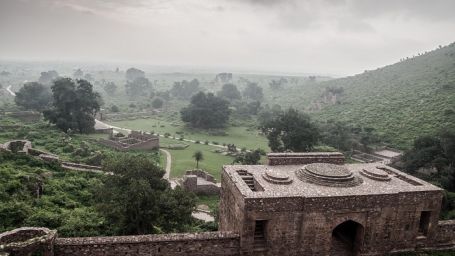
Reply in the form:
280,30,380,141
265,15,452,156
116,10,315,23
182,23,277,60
1,0,455,76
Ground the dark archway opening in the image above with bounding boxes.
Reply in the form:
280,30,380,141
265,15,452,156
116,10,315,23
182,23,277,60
331,220,364,256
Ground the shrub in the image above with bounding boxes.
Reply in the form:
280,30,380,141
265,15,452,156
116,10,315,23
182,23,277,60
62,145,75,153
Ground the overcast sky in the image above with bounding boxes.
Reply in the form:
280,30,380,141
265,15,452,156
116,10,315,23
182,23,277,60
1,0,454,76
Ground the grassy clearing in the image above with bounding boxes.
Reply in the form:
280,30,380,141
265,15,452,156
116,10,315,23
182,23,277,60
159,137,233,180
108,118,270,151
196,195,220,212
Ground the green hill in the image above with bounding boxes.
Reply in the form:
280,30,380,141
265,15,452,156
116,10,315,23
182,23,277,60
312,43,455,149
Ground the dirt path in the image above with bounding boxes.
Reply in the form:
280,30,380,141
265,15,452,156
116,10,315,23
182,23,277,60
160,149,172,180
6,85,16,96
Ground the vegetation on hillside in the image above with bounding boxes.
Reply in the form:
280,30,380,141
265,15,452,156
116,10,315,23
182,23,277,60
314,43,455,149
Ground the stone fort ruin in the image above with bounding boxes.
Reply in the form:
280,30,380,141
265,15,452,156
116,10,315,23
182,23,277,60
1,152,454,256
98,130,159,151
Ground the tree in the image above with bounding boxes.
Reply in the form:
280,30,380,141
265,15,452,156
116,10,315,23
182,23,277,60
97,155,196,235
243,82,263,100
170,79,200,99
110,105,120,112
73,69,84,79
215,73,232,84
43,78,101,133
151,97,164,109
217,83,241,101
125,77,152,98
193,151,204,169
103,82,117,96
234,150,261,165
261,108,320,152
320,121,353,151
38,70,59,85
14,82,52,111
181,92,230,128
125,67,145,81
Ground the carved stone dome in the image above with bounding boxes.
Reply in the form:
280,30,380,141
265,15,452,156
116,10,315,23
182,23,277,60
295,163,363,187
262,169,293,184
360,167,391,181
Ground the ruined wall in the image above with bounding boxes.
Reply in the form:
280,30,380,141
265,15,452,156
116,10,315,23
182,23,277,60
182,170,219,195
54,232,240,256
433,220,455,249
267,152,345,166
234,190,444,256
182,175,220,195
127,138,159,150
0,227,56,256
98,137,159,151
219,170,245,236
185,169,217,183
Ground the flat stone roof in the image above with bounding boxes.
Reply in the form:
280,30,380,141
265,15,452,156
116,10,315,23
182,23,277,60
223,163,442,199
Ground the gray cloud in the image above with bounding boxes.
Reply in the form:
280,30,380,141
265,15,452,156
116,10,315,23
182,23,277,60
0,0,454,75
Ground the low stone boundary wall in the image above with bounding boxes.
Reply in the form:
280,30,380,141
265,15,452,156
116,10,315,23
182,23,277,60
267,152,345,165
434,220,455,248
183,170,220,195
6,111,42,122
54,232,240,256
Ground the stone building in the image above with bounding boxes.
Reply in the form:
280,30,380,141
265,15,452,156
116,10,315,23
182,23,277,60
182,169,220,195
1,152,454,256
98,130,159,151
219,152,454,255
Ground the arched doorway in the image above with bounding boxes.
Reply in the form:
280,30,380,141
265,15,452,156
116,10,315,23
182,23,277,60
331,220,364,256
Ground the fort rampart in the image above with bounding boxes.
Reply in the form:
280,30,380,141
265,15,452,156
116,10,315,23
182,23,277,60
54,232,239,256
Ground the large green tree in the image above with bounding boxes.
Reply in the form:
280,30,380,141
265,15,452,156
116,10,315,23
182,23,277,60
181,92,230,128
38,70,59,85
261,108,320,152
43,78,101,133
97,155,196,235
125,67,145,81
243,82,263,101
170,79,200,100
125,77,152,98
103,81,117,96
14,82,52,111
217,83,241,101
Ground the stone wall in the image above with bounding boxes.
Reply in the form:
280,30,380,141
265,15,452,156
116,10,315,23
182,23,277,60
185,169,217,183
182,170,220,195
433,220,455,249
267,152,345,166
54,232,240,256
230,190,445,256
6,111,41,122
98,131,159,151
0,227,56,256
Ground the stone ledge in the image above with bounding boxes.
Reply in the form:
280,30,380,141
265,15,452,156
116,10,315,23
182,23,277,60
55,232,239,246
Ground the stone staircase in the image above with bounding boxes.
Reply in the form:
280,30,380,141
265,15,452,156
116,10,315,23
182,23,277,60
237,170,256,191
253,221,267,252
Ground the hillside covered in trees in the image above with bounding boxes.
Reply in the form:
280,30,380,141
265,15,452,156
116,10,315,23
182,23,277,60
313,43,455,149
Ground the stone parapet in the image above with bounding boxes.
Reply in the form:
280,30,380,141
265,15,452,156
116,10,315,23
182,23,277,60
54,232,239,256
267,152,345,166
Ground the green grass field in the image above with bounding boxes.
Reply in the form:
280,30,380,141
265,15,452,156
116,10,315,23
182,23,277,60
159,137,233,180
108,118,270,151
